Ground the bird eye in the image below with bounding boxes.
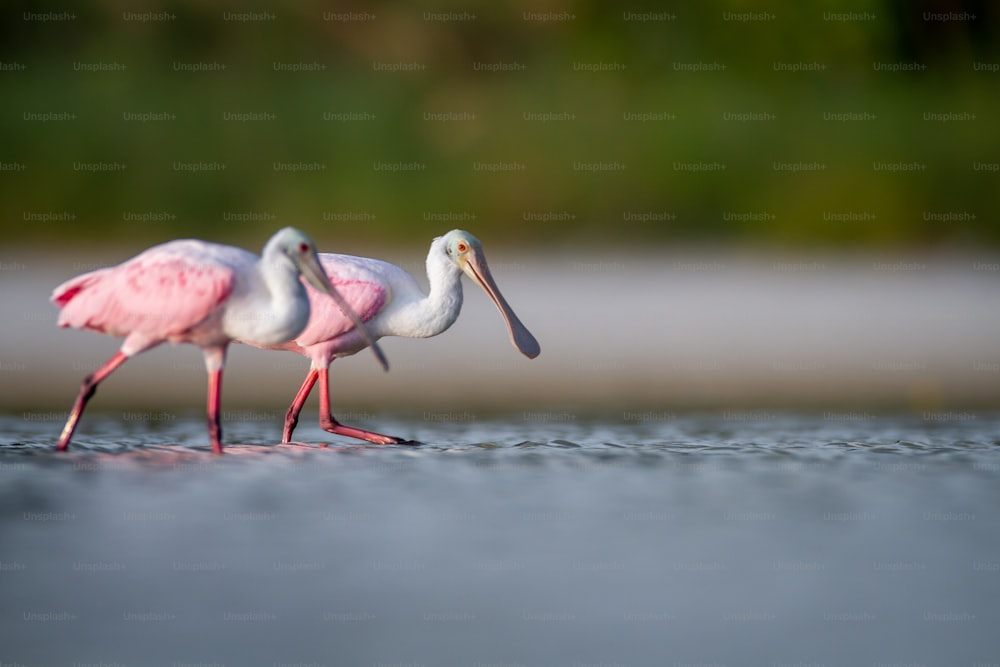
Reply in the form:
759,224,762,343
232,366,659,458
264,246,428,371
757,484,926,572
298,242,310,254
456,242,468,253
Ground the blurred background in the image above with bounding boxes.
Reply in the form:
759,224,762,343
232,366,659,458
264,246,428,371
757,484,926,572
4,6,999,665
1,0,999,415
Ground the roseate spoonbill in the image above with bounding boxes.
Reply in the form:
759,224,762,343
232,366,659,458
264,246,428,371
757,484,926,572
51,227,388,454
252,229,540,445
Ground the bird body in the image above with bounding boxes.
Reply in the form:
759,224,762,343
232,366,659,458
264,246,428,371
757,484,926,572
56,241,266,351
281,239,466,361
250,230,540,444
52,227,385,453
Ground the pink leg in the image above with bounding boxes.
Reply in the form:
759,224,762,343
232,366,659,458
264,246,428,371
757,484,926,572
317,367,403,445
206,367,223,455
203,346,227,455
282,369,319,443
57,350,130,451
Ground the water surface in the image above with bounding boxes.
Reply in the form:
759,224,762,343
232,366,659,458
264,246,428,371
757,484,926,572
1,413,998,666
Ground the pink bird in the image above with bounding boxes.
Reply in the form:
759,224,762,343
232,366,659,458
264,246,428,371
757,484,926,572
249,229,540,445
51,227,388,454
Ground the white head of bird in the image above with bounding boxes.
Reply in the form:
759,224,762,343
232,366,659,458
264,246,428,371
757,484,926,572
430,230,540,359
266,227,329,288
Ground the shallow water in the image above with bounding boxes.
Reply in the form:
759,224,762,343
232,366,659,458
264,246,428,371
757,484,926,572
1,412,999,666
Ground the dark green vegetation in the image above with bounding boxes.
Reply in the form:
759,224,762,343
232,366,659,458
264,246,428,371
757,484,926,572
2,1,998,250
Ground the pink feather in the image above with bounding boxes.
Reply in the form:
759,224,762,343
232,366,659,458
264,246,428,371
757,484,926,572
52,242,237,343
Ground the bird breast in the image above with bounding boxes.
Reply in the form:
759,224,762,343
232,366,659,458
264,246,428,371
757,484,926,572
222,278,311,346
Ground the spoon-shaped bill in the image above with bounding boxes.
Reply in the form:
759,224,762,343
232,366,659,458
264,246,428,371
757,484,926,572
462,247,540,359
297,250,390,371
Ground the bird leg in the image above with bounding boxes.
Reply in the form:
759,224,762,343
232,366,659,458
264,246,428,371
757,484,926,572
56,350,130,451
206,368,224,454
203,346,227,455
316,367,403,445
282,368,319,443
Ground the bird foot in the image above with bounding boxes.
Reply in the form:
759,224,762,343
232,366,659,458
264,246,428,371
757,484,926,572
357,433,410,446
318,418,410,446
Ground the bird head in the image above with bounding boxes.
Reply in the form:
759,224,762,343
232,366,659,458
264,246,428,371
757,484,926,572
440,229,540,359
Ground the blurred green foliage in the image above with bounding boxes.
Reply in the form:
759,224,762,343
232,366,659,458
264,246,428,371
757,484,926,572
1,0,998,250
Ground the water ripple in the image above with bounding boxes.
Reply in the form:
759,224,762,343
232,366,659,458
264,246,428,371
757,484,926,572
1,412,998,470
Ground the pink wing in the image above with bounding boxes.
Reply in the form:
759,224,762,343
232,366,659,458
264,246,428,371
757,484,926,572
292,276,386,348
295,254,387,347
52,250,234,340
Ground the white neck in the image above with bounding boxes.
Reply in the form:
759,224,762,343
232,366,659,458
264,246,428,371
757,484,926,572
226,241,310,346
391,238,464,339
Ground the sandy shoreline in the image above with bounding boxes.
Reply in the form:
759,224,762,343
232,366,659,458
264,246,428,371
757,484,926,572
2,248,999,412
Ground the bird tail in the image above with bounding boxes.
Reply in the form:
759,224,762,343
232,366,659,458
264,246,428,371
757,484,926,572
51,271,102,308
51,270,110,331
